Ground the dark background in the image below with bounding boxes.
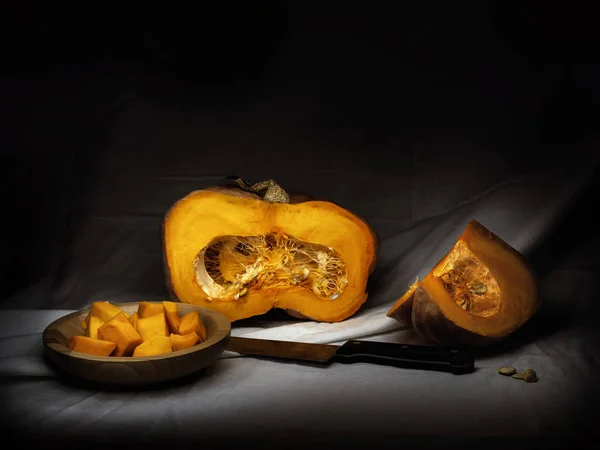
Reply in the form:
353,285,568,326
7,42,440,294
2,0,599,304
2,0,600,447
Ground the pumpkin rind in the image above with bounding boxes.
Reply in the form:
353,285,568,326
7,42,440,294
162,180,378,323
387,220,541,346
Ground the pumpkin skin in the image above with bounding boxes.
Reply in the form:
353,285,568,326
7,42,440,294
162,180,379,323
387,220,541,346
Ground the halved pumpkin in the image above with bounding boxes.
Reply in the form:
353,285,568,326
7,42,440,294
387,220,541,346
162,177,379,322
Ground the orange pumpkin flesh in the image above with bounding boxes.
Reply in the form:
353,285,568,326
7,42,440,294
72,301,206,357
69,335,116,357
162,180,378,323
387,220,541,346
132,335,173,357
170,332,200,351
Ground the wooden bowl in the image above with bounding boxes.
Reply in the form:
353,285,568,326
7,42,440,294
43,302,231,386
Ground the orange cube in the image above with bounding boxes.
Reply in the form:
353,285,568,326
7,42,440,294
133,335,173,357
136,313,168,341
97,314,143,357
111,312,131,324
137,301,164,318
86,316,104,340
128,312,139,329
162,301,181,334
82,301,128,330
170,332,200,352
179,311,207,342
69,335,116,357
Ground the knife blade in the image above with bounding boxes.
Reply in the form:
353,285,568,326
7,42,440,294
226,336,474,375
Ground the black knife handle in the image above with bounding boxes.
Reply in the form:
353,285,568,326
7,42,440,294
332,340,474,374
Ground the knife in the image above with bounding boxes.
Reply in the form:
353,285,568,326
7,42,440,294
226,337,475,375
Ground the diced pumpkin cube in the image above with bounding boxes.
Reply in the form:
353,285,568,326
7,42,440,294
137,301,164,318
170,332,199,352
98,314,143,357
110,311,131,325
82,301,129,330
133,335,173,357
179,311,207,341
68,335,116,357
136,312,168,341
90,301,128,322
86,316,104,340
162,301,181,334
128,311,139,329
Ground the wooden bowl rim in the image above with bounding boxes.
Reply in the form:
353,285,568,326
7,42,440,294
42,301,231,363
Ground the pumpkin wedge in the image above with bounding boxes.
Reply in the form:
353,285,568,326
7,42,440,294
162,177,379,322
387,220,541,346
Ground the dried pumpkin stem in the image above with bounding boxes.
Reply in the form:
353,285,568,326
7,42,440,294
228,176,290,203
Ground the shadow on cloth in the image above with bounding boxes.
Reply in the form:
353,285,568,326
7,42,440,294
473,169,599,358
38,352,230,393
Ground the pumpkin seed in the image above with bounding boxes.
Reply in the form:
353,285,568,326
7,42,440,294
457,297,469,310
522,369,538,382
467,280,487,295
497,366,517,376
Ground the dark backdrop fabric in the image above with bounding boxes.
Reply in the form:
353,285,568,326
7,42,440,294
3,0,599,309
2,1,600,448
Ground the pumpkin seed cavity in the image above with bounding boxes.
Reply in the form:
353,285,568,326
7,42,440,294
434,240,502,317
194,233,348,302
